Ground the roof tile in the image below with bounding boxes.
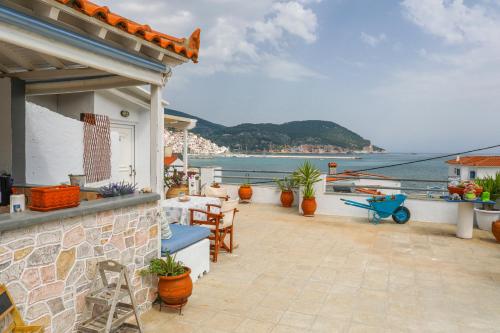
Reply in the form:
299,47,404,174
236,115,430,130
56,0,200,62
446,156,500,167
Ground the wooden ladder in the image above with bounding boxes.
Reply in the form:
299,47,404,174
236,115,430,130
77,260,143,333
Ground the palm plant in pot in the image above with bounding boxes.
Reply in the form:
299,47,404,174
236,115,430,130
293,161,322,216
274,176,297,207
473,173,500,231
140,253,192,309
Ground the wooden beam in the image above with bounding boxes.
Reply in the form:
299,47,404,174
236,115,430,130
0,63,12,74
38,53,66,69
0,44,35,70
33,2,60,20
14,67,105,81
25,76,143,95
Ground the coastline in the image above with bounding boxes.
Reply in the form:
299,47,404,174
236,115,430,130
190,153,363,159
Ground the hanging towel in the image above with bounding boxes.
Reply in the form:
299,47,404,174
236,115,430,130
82,113,111,183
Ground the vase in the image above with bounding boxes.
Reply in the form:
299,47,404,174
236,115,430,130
280,191,294,207
475,208,500,231
157,267,193,308
301,197,317,216
238,186,253,201
492,220,500,242
166,185,189,199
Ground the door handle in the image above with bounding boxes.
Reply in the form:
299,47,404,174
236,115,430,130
129,165,133,177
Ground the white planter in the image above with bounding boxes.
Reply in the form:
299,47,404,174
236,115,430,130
474,208,500,231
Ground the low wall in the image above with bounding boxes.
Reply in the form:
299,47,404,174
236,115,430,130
0,200,160,332
223,182,459,224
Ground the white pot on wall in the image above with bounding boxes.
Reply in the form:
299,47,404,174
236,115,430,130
474,208,500,231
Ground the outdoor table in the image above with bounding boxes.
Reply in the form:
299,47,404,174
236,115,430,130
443,197,496,239
162,195,221,225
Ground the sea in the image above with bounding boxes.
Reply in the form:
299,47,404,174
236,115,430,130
189,153,452,192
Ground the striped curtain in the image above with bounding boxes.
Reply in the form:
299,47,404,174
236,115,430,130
81,113,111,183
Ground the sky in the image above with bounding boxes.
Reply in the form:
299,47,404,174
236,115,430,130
104,0,500,153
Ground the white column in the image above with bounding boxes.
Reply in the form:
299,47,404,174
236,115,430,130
183,129,188,175
150,84,164,198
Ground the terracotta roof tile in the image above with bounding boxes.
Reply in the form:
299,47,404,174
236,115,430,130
55,0,200,63
446,156,500,167
164,155,179,166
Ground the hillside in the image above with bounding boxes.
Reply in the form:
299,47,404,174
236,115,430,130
165,109,383,152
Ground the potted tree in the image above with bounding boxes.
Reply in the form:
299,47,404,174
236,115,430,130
140,254,193,309
293,161,322,217
164,167,189,199
274,176,296,207
474,173,500,231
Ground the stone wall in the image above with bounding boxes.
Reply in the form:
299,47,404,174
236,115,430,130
0,201,160,332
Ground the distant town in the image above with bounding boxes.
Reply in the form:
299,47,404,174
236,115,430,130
165,129,383,156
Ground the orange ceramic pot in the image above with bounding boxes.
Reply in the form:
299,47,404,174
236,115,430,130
492,220,500,243
280,191,294,207
157,267,192,307
301,197,317,216
238,186,253,201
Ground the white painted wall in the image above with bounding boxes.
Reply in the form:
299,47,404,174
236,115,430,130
449,165,500,181
0,78,12,173
25,102,84,185
221,174,459,224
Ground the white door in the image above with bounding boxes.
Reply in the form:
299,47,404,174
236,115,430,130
111,124,135,184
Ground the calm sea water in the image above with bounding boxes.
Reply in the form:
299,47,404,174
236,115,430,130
189,153,450,191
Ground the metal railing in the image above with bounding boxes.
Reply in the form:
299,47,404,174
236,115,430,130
179,166,450,196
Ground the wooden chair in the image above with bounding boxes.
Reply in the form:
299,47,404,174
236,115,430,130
189,199,238,262
0,284,43,333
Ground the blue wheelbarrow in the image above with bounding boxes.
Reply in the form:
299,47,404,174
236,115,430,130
341,194,411,224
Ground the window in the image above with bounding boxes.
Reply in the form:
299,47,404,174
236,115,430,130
469,170,476,179
455,168,461,176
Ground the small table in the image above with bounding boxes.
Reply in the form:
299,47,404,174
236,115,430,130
443,197,496,239
162,196,221,225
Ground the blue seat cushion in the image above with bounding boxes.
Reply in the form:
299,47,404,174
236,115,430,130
161,224,210,255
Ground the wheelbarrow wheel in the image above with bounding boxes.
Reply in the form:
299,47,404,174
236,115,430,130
392,206,410,224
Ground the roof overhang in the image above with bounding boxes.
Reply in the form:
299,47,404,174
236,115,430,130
164,113,197,130
0,1,187,92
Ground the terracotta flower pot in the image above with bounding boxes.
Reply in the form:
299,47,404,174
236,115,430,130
280,191,294,207
301,197,317,216
238,186,253,201
492,220,500,242
157,267,193,307
166,185,189,199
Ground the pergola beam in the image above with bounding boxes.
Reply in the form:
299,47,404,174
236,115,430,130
14,67,105,81
0,44,35,70
25,75,143,95
38,53,65,69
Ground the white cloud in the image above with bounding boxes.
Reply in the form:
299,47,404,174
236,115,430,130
105,0,320,82
263,56,325,81
360,32,387,47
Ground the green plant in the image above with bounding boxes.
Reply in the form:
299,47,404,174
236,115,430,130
475,172,500,201
164,167,187,188
140,253,186,277
293,161,322,199
274,176,296,192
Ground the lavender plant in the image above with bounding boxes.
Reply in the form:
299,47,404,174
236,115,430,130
98,181,137,198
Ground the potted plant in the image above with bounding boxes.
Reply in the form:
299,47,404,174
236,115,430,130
238,174,253,201
448,180,483,198
274,176,296,207
164,167,189,198
238,183,253,201
293,161,322,216
140,254,193,308
473,173,500,231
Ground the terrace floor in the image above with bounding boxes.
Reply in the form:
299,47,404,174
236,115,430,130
141,203,500,332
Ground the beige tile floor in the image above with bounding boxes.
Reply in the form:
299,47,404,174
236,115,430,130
141,203,500,332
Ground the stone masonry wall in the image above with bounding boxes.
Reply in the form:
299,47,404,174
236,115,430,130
0,201,160,333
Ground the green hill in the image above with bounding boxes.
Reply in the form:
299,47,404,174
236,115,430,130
165,109,382,152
